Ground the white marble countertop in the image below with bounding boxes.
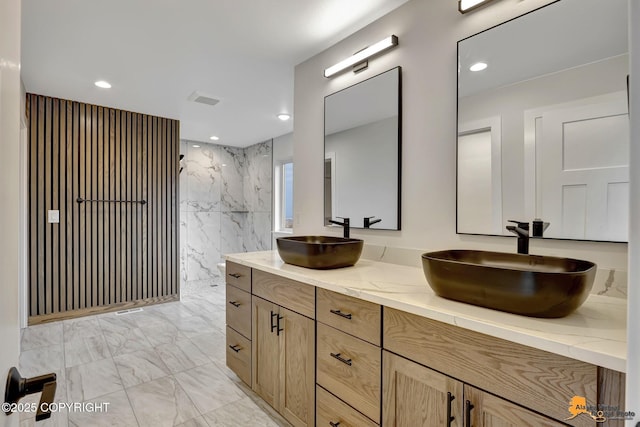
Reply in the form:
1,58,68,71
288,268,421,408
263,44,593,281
225,250,627,373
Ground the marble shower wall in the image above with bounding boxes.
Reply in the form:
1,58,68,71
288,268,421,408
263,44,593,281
180,139,272,284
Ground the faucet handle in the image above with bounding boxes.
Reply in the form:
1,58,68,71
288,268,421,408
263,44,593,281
507,219,529,230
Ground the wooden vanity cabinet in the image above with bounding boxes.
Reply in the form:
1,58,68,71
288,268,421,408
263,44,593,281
383,350,464,427
464,385,567,427
251,271,315,427
225,261,252,386
383,307,625,427
383,351,564,427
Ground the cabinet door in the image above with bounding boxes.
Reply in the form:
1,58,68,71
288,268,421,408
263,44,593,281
383,350,463,427
252,296,279,408
464,385,566,427
279,307,315,427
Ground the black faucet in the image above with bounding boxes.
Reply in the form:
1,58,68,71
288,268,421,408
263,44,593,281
531,218,550,237
364,216,382,228
506,220,529,254
329,217,350,238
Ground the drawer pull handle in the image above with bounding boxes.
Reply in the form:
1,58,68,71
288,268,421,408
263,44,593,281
329,422,340,427
330,352,352,366
465,400,474,427
229,344,241,353
228,300,241,308
329,309,352,320
447,392,455,426
229,273,242,279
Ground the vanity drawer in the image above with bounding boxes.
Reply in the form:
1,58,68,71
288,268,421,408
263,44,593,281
317,287,381,346
252,269,315,318
317,323,381,423
316,385,378,427
225,284,251,339
226,326,251,385
225,261,251,292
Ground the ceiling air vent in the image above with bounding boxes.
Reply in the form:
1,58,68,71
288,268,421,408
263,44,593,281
187,91,220,107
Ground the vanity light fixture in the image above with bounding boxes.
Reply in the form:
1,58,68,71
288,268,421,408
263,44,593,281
469,62,488,71
192,145,200,148
324,35,398,78
459,0,496,13
209,136,220,141
94,80,111,89
277,114,291,121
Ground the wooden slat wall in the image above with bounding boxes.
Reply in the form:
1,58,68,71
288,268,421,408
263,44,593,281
27,93,179,323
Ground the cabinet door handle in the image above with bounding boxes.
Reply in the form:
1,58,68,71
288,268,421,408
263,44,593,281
329,309,352,320
276,314,284,336
228,273,242,279
228,300,241,308
465,400,474,427
228,344,241,353
270,311,278,333
330,352,352,366
329,422,341,427
447,392,455,426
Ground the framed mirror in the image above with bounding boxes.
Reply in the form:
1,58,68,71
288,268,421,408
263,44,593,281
457,0,629,242
324,66,402,230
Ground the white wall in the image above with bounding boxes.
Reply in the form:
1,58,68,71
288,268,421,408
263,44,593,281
626,0,639,422
293,0,627,274
325,117,398,228
0,0,22,423
460,55,628,229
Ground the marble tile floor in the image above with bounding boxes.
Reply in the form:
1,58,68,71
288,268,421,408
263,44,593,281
18,279,291,427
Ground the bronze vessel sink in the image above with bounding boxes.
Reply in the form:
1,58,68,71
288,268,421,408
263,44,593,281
276,236,364,269
421,250,596,318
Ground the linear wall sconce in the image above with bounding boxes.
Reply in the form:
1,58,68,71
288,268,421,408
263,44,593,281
459,0,497,13
324,35,398,78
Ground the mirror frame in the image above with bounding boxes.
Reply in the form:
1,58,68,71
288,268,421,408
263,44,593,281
323,66,402,231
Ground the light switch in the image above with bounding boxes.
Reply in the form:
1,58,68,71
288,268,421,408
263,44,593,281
47,210,60,224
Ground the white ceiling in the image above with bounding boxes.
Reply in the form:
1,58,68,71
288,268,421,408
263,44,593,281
458,0,628,98
21,0,410,147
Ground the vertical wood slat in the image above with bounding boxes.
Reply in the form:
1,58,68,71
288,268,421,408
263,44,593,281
52,98,59,314
72,102,80,311
44,96,52,315
109,109,115,306
141,115,148,300
27,93,179,322
79,103,87,310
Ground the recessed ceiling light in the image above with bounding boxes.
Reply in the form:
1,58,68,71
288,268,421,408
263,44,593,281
94,80,111,89
277,114,291,121
192,145,200,148
209,136,220,141
469,62,488,72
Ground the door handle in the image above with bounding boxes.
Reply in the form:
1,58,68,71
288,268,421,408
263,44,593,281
276,314,284,336
447,392,455,427
465,400,474,427
270,311,278,333
4,367,57,421
228,300,241,308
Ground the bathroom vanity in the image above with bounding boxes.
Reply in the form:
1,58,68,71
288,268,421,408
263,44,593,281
225,251,626,427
